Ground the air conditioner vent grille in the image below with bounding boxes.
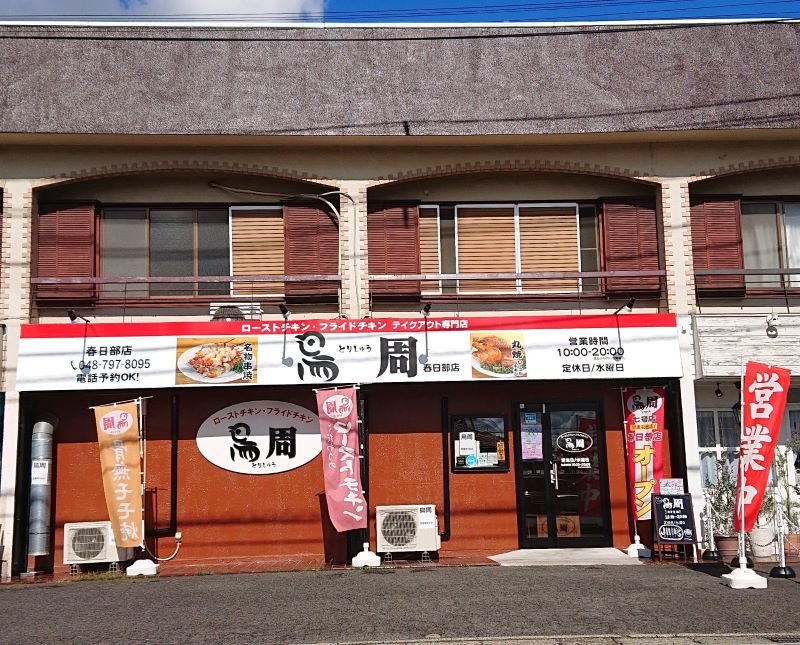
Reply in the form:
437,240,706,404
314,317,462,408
70,527,106,560
380,510,418,548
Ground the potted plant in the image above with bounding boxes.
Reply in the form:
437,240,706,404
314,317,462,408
773,438,800,562
704,456,739,561
747,490,777,562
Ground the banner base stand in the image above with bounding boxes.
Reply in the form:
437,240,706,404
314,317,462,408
769,565,796,579
351,542,381,568
722,567,767,589
701,549,721,561
625,536,651,559
126,559,159,577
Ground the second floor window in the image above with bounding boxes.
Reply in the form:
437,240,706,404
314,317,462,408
102,208,230,296
419,203,600,295
35,202,340,302
368,197,660,298
741,201,800,288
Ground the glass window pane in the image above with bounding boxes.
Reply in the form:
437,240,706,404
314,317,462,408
579,207,599,292
724,450,739,485
784,203,800,287
696,411,716,447
150,210,194,295
197,209,230,295
718,411,739,447
741,202,781,287
439,206,457,294
700,451,718,486
101,209,147,298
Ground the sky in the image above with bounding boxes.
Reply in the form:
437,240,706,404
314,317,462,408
0,0,798,23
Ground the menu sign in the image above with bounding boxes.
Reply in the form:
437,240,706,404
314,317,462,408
16,314,681,392
653,494,696,544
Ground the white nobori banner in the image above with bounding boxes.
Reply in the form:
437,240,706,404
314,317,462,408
16,313,682,391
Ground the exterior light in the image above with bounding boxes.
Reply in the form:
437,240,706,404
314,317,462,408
714,383,724,398
614,297,636,315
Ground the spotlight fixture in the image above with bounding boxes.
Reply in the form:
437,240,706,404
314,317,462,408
279,305,293,367
714,383,724,398
419,303,431,365
766,313,779,338
613,297,636,315
67,309,90,324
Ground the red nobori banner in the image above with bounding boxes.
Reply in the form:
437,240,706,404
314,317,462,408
316,387,367,533
93,401,143,548
734,361,791,533
623,387,666,521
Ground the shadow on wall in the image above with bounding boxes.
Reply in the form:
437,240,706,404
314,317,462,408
318,492,348,565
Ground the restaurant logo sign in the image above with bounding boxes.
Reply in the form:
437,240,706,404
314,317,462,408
196,400,321,475
556,431,593,453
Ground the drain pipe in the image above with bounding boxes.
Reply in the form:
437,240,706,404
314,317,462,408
28,416,58,558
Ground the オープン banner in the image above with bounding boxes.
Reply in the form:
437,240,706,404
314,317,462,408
93,401,143,548
16,314,682,391
623,386,666,521
316,387,367,533
734,361,791,533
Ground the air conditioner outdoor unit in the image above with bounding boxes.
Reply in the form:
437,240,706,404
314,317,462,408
376,504,441,554
63,521,132,565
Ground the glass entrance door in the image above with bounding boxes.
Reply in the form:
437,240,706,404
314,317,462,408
515,402,610,548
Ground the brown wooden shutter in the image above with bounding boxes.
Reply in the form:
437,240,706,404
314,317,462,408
519,206,579,292
367,204,420,296
36,204,96,300
230,209,285,296
690,197,745,292
284,204,340,298
456,207,516,293
601,198,660,293
419,207,440,293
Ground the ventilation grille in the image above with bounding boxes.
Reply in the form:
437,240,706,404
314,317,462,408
380,510,418,549
70,527,106,560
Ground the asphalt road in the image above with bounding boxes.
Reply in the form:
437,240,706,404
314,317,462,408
0,563,797,644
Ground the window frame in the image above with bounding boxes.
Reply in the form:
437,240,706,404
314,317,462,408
740,198,800,290
228,205,285,299
442,202,586,296
696,408,741,487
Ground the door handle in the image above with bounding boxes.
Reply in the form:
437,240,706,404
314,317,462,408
550,462,559,490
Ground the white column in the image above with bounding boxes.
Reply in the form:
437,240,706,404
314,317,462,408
0,180,33,579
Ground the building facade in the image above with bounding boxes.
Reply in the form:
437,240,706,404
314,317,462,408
1,21,800,578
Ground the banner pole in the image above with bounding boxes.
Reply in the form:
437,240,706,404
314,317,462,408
737,356,747,570
138,397,146,553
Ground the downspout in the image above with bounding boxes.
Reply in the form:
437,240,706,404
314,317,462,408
146,394,178,538
27,416,58,558
440,396,451,541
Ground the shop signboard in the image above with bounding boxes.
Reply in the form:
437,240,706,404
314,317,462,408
734,361,791,533
196,401,321,475
16,313,682,391
622,386,666,521
653,494,696,544
93,401,143,548
316,387,367,532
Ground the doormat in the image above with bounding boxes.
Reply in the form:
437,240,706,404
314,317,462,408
489,547,643,566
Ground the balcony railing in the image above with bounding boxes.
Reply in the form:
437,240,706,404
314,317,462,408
368,270,667,307
32,274,342,308
694,268,800,311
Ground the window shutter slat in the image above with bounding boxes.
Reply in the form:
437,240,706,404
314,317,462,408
367,204,420,295
602,199,660,293
690,197,745,292
519,207,579,292
457,208,516,293
231,210,284,296
284,204,340,298
36,204,96,300
419,207,440,293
